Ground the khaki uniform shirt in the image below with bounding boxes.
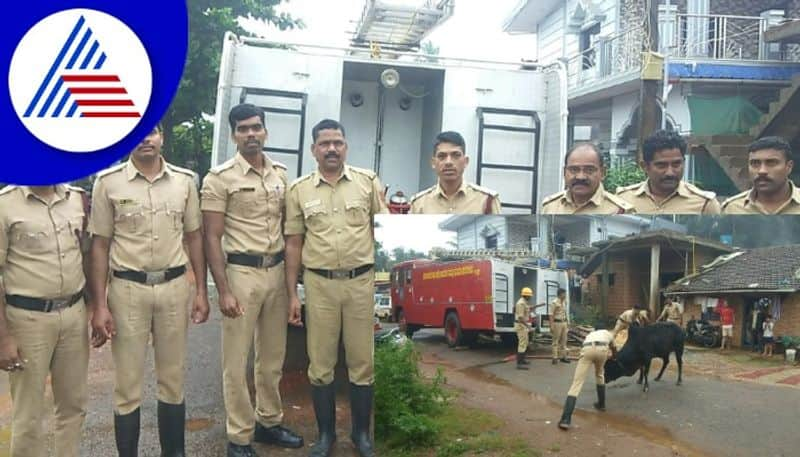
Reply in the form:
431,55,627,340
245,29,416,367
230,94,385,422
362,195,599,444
616,180,721,214
200,153,287,255
584,329,614,346
619,308,648,325
550,297,567,322
0,185,86,298
410,181,501,214
89,159,201,272
514,298,529,325
721,181,800,215
541,183,634,215
660,302,682,321
285,165,388,269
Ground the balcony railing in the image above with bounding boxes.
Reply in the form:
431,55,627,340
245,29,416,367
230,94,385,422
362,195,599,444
670,13,797,61
565,13,800,93
565,26,644,92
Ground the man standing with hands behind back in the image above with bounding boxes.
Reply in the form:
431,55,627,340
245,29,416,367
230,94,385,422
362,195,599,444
285,118,387,457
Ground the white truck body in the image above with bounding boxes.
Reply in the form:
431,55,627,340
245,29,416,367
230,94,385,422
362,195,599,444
211,33,567,213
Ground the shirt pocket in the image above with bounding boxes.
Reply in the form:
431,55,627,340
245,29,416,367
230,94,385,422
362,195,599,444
113,202,147,234
229,187,261,216
164,201,185,232
345,199,369,227
303,203,329,231
12,220,53,255
61,216,85,252
266,184,285,217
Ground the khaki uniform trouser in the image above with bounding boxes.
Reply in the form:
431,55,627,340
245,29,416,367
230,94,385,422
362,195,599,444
515,324,529,353
6,299,89,457
108,275,190,415
304,269,374,387
222,263,288,445
567,345,609,396
551,322,568,359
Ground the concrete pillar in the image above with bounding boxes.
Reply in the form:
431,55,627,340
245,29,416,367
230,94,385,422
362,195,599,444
649,242,661,317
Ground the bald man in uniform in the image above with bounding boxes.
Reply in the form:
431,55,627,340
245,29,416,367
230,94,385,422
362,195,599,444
285,118,387,457
410,131,501,214
0,183,89,457
541,143,633,214
616,130,720,214
89,125,209,457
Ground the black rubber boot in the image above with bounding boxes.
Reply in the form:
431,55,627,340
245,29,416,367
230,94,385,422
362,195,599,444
349,384,375,457
158,401,185,457
310,383,337,457
593,385,606,411
558,396,577,430
254,422,304,448
516,353,529,370
519,352,530,365
227,442,258,457
114,408,141,457
560,357,571,363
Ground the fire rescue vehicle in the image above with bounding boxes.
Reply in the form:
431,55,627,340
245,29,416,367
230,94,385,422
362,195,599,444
390,257,569,347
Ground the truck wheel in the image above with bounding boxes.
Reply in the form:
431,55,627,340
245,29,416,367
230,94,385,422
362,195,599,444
445,312,464,348
499,333,517,348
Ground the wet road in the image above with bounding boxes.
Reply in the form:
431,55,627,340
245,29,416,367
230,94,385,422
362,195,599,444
413,329,800,457
1,296,359,457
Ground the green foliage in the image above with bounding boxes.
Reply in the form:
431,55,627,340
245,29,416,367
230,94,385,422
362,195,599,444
375,341,449,449
781,335,800,350
163,1,303,172
603,162,646,193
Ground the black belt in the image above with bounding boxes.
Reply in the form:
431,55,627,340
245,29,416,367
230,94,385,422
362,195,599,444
227,252,285,268
308,264,373,280
6,290,84,313
112,265,186,285
553,319,565,323
583,341,608,347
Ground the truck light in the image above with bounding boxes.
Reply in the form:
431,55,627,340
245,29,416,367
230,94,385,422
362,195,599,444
469,304,475,312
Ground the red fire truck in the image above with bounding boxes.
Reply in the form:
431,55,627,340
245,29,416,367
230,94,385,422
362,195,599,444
390,258,570,347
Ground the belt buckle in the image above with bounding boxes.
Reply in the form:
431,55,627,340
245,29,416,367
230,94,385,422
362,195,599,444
145,271,166,285
261,255,274,268
46,298,68,312
330,270,349,280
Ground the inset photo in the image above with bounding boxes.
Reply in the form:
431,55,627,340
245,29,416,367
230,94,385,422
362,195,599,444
374,214,800,457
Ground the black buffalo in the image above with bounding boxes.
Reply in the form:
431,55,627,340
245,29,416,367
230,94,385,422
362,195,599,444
604,322,684,392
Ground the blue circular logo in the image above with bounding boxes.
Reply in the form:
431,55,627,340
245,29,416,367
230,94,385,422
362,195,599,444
2,1,187,184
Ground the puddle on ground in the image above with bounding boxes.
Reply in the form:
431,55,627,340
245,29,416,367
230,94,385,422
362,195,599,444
186,417,214,432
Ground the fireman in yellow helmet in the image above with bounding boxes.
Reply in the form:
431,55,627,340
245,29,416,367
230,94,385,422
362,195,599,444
514,287,534,370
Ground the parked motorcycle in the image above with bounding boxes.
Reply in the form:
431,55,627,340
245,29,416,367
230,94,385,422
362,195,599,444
686,319,721,348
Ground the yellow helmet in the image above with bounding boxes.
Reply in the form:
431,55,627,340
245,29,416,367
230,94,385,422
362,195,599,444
521,287,533,297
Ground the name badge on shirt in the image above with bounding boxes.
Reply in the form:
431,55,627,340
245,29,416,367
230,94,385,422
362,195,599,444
116,199,137,205
304,199,321,209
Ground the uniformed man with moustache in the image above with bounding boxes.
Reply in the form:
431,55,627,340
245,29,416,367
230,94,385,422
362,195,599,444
410,130,501,214
285,118,387,457
201,103,303,457
541,143,633,214
616,130,720,214
722,136,800,214
89,125,209,457
0,182,90,457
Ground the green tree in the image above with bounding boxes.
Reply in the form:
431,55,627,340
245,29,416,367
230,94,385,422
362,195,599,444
603,161,646,193
162,1,303,176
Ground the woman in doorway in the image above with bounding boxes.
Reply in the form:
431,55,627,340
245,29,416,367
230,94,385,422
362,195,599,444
761,314,775,358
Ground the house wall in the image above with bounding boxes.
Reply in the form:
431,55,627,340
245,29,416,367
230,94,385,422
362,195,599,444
455,216,509,250
774,293,800,339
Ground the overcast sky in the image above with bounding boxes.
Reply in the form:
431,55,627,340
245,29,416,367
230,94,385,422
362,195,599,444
240,0,537,61
375,214,456,253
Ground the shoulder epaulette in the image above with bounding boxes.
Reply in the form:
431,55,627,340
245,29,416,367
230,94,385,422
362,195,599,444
542,190,566,205
166,162,198,179
605,192,635,211
467,182,499,197
721,190,749,209
272,161,287,171
0,185,18,197
95,162,126,180
348,166,377,180
208,159,236,175
615,182,642,195
288,173,314,190
410,186,436,203
684,182,716,200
